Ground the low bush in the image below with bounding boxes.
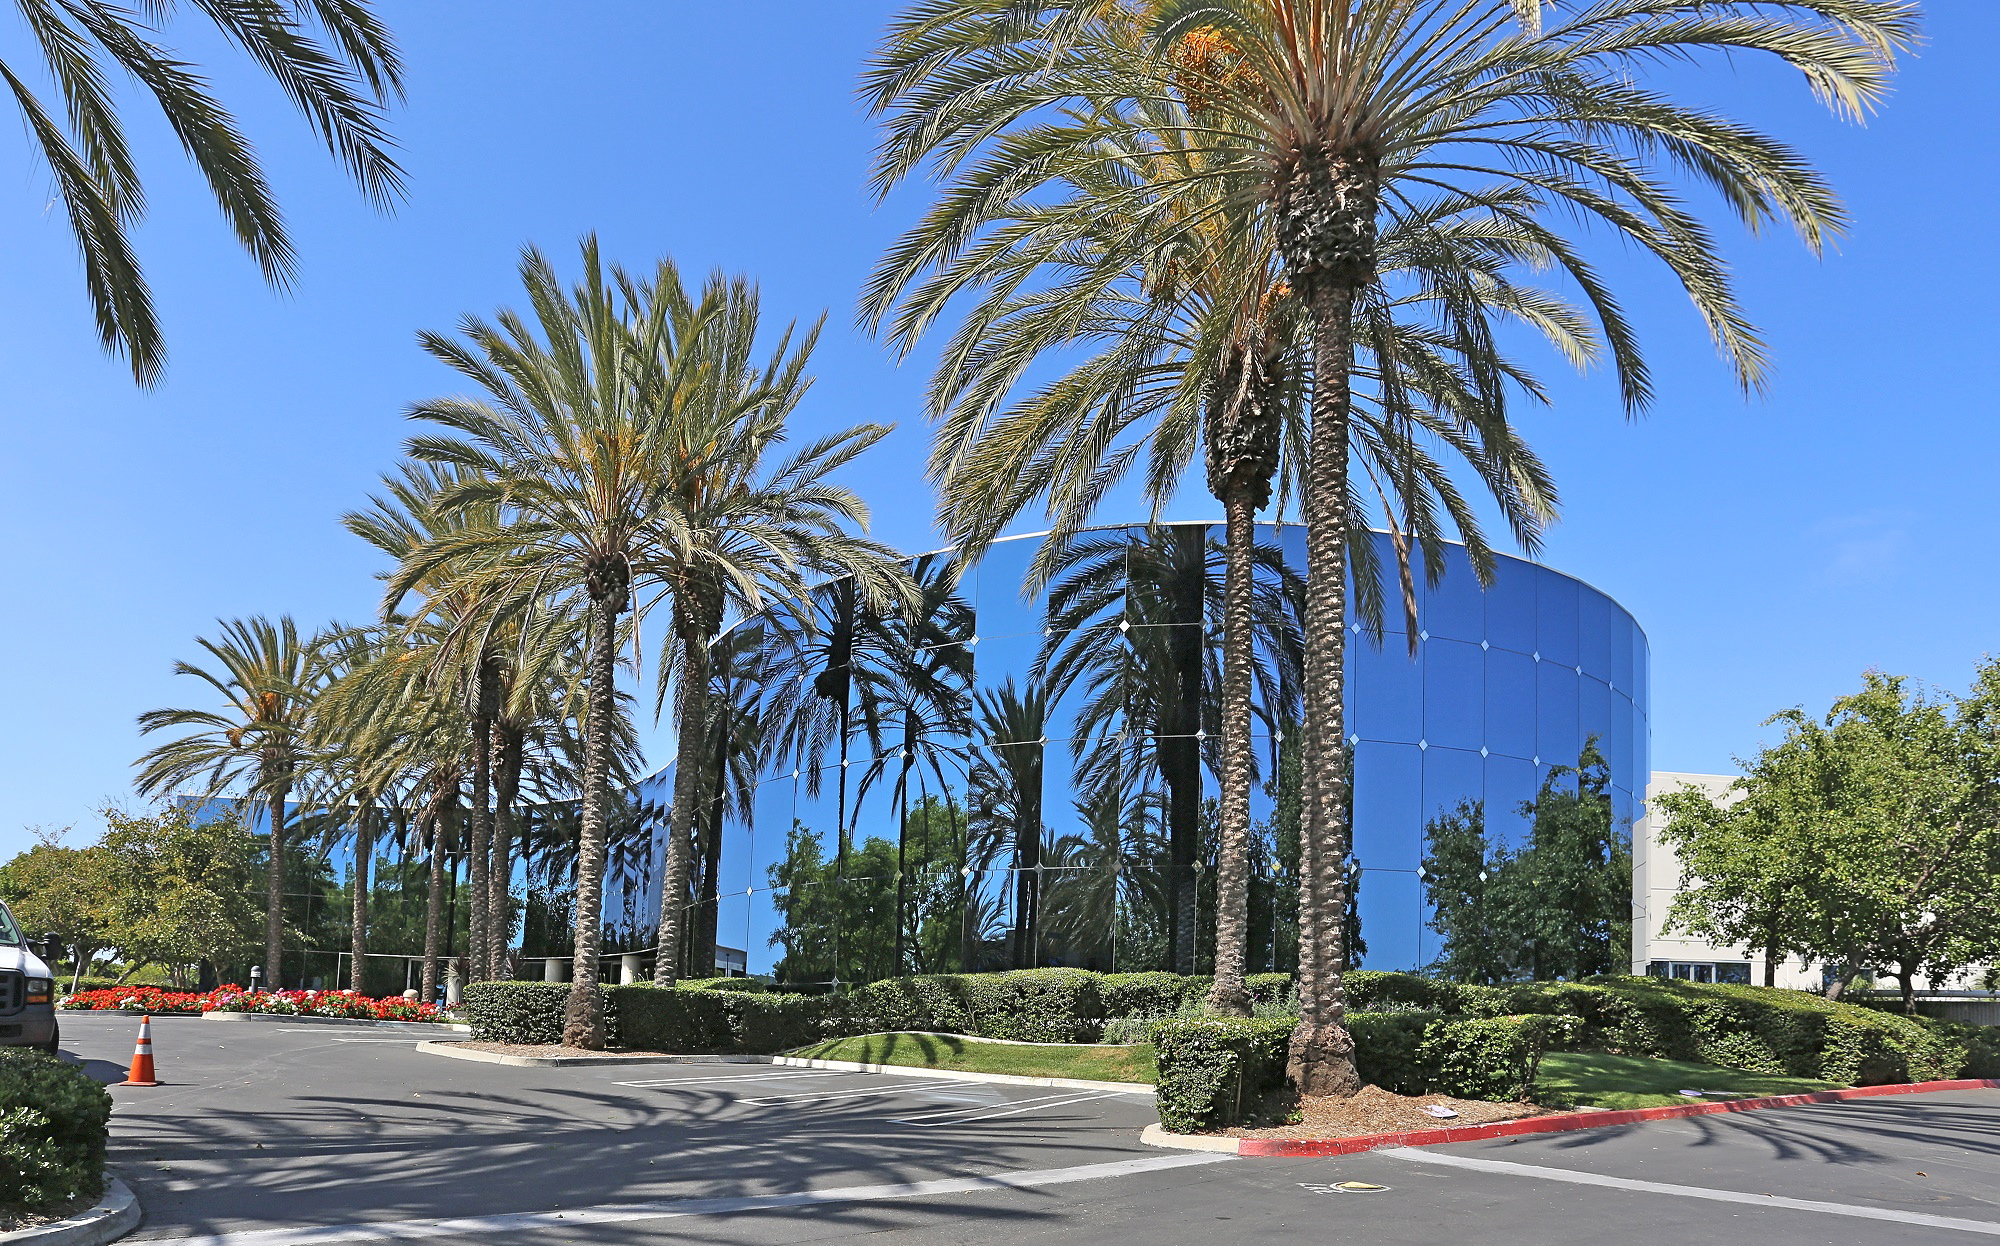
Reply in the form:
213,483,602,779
1151,1018,1292,1132
1349,1011,1580,1100
1099,972,1188,1019
733,993,835,1053
1246,973,1295,1010
843,975,975,1035
0,1049,112,1213
610,984,733,1052
1347,1010,1441,1095
463,981,613,1046
967,969,1102,1043
678,977,765,993
1345,971,1462,1013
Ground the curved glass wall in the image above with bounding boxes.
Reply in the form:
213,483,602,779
598,522,1647,986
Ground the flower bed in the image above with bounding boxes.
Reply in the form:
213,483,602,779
59,985,444,1022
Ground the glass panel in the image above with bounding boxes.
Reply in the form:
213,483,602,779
972,634,1049,746
711,892,750,978
1420,544,1484,642
1536,569,1580,667
972,535,1042,641
1353,741,1422,871
1609,611,1635,695
1484,754,1538,852
1484,648,1536,759
1580,676,1612,764
1351,633,1422,745
1484,553,1536,654
1353,867,1421,972
1579,585,1615,681
1609,691,1636,784
1633,628,1651,719
1535,662,1579,765
1419,745,1483,877
1422,638,1483,751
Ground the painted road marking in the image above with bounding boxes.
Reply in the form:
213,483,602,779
1381,1147,2000,1236
894,1091,1121,1128
137,1151,1234,1245
890,1090,1074,1123
737,1082,973,1106
613,1071,847,1088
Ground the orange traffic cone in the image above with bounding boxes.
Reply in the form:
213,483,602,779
119,1014,160,1087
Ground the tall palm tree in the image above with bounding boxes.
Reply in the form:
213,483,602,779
629,270,914,988
136,616,322,985
392,239,740,1048
863,19,1566,1017
8,0,404,384
863,0,1908,1093
968,678,1050,967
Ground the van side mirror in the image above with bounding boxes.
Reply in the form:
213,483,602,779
34,933,62,963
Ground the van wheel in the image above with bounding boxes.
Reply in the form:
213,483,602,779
41,1021,59,1056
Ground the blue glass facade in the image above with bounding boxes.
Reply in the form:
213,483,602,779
611,521,1647,985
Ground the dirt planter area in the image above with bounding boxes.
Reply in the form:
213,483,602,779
1226,1085,1546,1141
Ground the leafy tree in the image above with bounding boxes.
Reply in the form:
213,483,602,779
863,0,1911,1094
1654,779,1816,989
1667,669,2000,1012
8,0,403,383
95,804,264,982
0,831,114,985
1422,741,1630,982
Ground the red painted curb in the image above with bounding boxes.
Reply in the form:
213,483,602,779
1232,1077,2000,1158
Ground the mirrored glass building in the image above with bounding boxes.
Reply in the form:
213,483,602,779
588,521,1647,987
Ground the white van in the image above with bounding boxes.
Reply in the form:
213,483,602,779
0,901,59,1053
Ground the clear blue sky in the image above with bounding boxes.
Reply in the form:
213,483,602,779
3,4,1994,859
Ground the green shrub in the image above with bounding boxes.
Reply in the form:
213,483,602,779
1099,972,1187,1019
610,985,734,1052
1345,971,1462,1013
0,1049,112,1211
733,993,834,1053
844,975,975,1035
1245,973,1295,1010
1418,1015,1579,1101
679,977,765,993
463,981,614,1046
967,969,1102,1043
1348,1010,1441,1095
1151,1018,1292,1132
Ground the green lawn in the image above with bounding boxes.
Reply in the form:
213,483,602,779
1536,1051,1838,1111
792,1032,1157,1084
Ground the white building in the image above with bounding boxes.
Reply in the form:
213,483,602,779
1630,771,1822,989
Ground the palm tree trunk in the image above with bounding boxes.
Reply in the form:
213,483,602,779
265,782,289,988
693,717,727,978
1207,490,1258,1017
466,663,497,982
564,592,621,1047
422,809,445,1002
654,631,711,986
489,726,522,980
350,799,371,995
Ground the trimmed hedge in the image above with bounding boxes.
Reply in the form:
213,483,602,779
968,970,1102,1042
844,975,975,1035
1346,1011,1579,1101
0,1049,111,1212
1151,1018,1293,1132
678,977,765,993
463,981,600,1046
462,980,829,1055
1099,972,1188,1019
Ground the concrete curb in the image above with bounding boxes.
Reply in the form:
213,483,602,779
202,1012,469,1035
1139,1077,2000,1157
413,1041,1154,1092
413,1041,763,1068
769,1055,1154,1094
0,1176,140,1246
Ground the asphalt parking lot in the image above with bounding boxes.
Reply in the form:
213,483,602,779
58,1010,2000,1245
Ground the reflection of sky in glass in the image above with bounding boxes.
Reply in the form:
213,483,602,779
598,524,1647,979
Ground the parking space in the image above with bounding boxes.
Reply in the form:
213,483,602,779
54,1011,2000,1246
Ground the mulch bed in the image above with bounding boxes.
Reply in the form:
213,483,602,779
2,1189,96,1233
1225,1084,1548,1140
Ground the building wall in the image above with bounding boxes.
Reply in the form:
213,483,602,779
1631,770,1822,988
620,522,1650,984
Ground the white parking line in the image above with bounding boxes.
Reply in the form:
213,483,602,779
901,1091,1122,1128
613,1072,846,1088
1380,1148,2000,1236
890,1090,1083,1124
738,1082,969,1106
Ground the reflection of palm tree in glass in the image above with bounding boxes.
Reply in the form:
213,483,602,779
847,555,975,973
1038,526,1301,973
968,679,1047,968
1041,784,1165,970
681,624,772,976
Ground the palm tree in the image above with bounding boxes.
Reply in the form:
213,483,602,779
136,616,322,985
967,678,1050,967
863,0,1908,1093
391,239,793,1047
7,0,404,384
863,20,1564,1017
628,270,913,988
